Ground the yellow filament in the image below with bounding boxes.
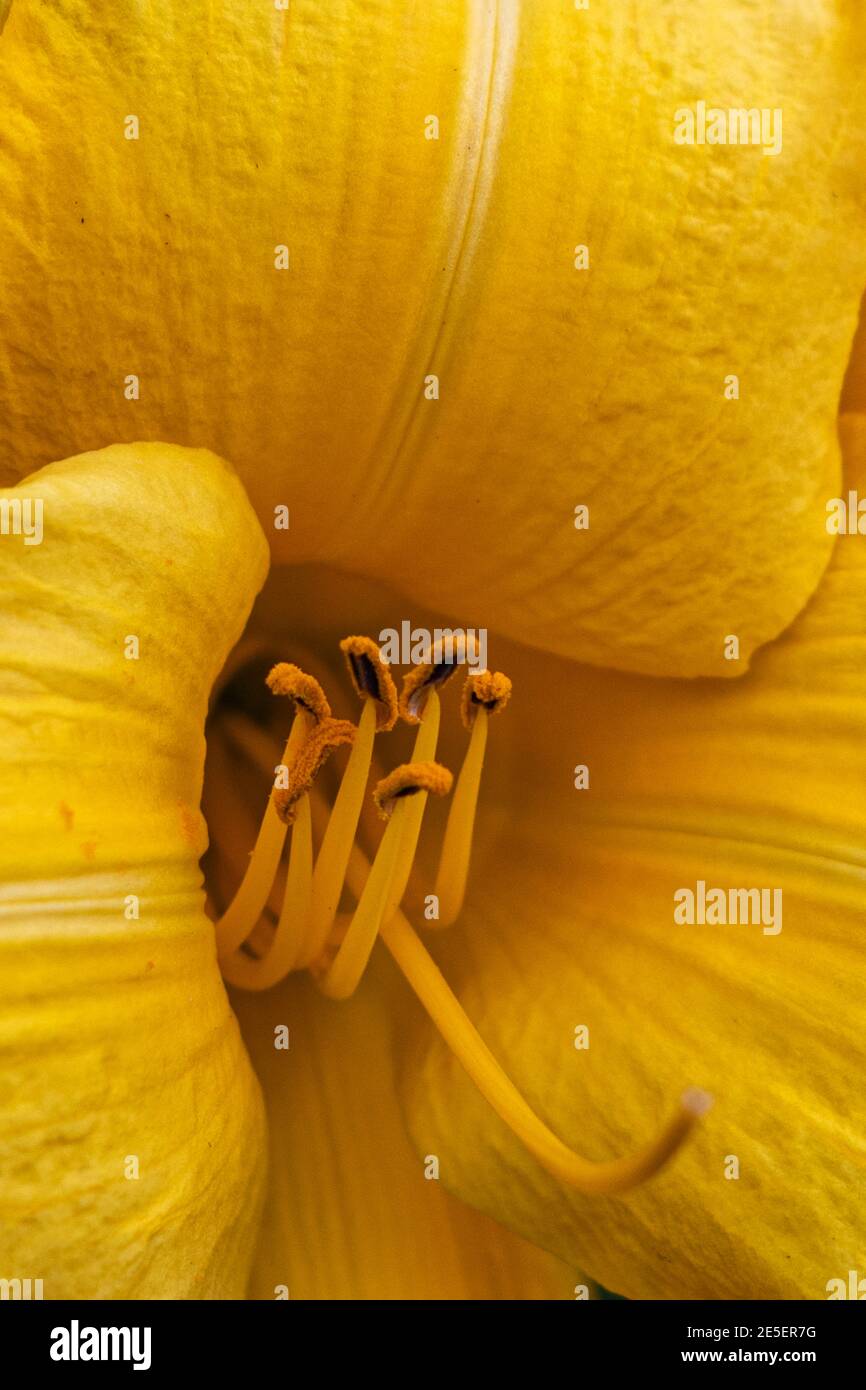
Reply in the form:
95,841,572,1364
220,792,313,989
384,689,441,918
215,709,310,959
312,787,709,1196
203,731,287,932
432,706,488,927
298,696,378,968
315,801,408,1000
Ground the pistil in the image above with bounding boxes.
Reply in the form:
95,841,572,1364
306,778,712,1196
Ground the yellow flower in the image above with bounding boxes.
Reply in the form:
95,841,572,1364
1,0,865,1299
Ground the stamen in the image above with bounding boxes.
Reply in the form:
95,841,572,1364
339,635,398,730
315,761,453,1000
217,685,357,976
226,636,397,973
433,670,512,928
215,661,336,959
204,726,286,931
220,791,313,990
398,632,481,724
272,717,356,825
297,698,378,967
210,641,710,1196
383,689,441,919
297,635,396,968
214,707,311,959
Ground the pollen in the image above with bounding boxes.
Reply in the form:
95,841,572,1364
272,717,356,825
266,661,331,722
372,760,453,819
210,629,710,1197
461,669,512,727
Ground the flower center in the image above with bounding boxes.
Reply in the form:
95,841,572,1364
205,631,710,1196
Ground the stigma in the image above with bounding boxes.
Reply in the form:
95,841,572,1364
210,633,711,1197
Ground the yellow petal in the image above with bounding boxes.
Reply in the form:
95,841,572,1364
232,950,576,1300
397,416,866,1299
0,443,270,1297
2,3,866,674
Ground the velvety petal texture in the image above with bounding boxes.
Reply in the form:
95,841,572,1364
1,1,865,675
397,417,866,1299
0,443,269,1297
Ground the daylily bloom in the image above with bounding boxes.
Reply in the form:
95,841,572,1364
1,0,865,1300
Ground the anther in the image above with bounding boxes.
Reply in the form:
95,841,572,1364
272,717,356,825
433,670,512,928
266,662,332,722
372,760,454,819
460,669,512,728
398,632,482,724
339,635,398,730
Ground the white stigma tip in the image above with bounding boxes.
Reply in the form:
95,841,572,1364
681,1086,714,1118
